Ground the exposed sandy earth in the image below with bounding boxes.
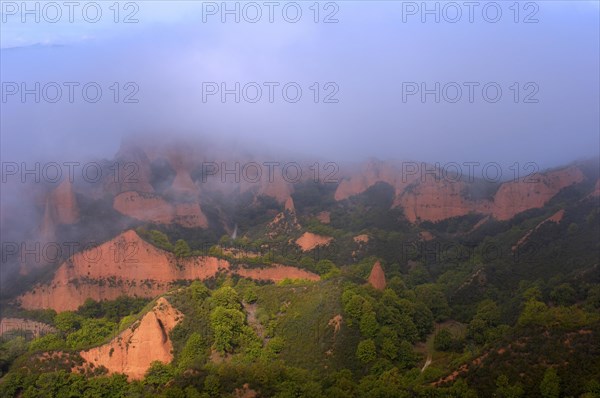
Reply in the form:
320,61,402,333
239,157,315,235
367,261,386,290
353,234,369,244
113,191,208,228
79,297,182,380
295,232,333,252
19,230,319,312
335,162,584,223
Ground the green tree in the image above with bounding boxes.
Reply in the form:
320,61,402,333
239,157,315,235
149,230,174,251
177,333,206,372
210,306,245,354
518,300,549,327
343,295,364,326
66,318,116,349
144,361,175,389
315,259,336,275
475,299,501,326
434,328,453,351
54,311,82,333
467,318,488,344
356,339,377,364
203,374,220,397
243,288,258,304
78,298,102,318
210,286,241,310
550,283,576,306
359,309,379,338
189,280,210,302
300,256,316,271
539,368,560,398
174,239,192,258
380,337,398,360
495,375,524,398
29,333,65,352
414,284,450,321
397,340,418,369
387,276,407,296
412,301,434,340
523,286,543,302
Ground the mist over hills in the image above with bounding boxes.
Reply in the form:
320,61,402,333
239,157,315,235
1,1,599,396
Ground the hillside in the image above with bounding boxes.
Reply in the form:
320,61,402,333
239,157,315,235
0,148,598,397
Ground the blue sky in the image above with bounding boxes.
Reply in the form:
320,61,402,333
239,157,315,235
1,1,599,169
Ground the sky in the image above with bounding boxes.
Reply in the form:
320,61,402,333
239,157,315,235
1,0,599,170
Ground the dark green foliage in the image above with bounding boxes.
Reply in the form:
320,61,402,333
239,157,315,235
66,318,116,349
77,296,150,323
356,339,377,364
174,239,192,258
539,368,560,398
2,173,600,396
138,228,174,251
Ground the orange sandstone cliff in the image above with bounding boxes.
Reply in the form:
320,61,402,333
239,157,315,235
295,232,333,252
18,230,318,312
79,297,182,380
368,261,386,290
336,162,585,223
113,191,208,228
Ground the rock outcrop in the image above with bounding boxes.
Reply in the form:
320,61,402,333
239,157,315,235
105,144,154,194
367,261,386,290
336,162,585,223
295,232,333,252
48,179,80,225
37,179,80,240
18,230,226,311
113,191,208,228
79,297,182,380
19,230,319,312
491,167,583,220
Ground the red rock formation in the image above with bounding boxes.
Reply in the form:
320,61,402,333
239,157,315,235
105,144,154,194
19,230,318,312
367,261,386,290
295,232,333,252
79,297,182,380
113,191,175,224
164,145,198,195
491,167,583,220
396,179,487,223
353,234,369,244
113,191,208,228
336,161,585,223
21,180,81,275
419,231,435,241
173,202,209,228
335,160,403,201
267,197,300,236
48,179,79,224
36,179,80,239
37,199,57,243
285,197,295,212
